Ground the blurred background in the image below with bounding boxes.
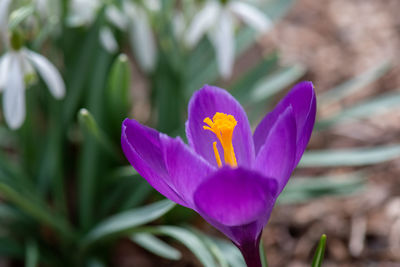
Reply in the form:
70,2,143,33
0,0,399,266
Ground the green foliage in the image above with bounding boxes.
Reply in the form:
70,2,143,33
81,200,175,249
131,233,182,260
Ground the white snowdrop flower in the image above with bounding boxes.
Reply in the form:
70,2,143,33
0,47,65,129
105,5,128,31
99,26,118,53
146,0,161,12
35,0,49,17
34,0,61,22
172,11,186,41
66,0,158,71
185,0,272,78
67,0,101,27
123,0,157,72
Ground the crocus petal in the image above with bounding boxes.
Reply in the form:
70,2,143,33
3,54,26,129
229,1,272,33
184,1,219,47
161,134,215,208
193,167,277,227
122,119,185,206
122,119,214,208
186,85,255,168
253,81,316,165
129,7,157,72
255,106,297,193
99,26,118,53
210,8,234,78
25,49,66,99
0,53,11,91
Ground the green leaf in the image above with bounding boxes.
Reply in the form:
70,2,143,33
25,239,39,267
9,5,34,30
87,258,106,267
0,203,20,222
81,199,175,249
109,166,138,180
278,172,365,204
317,91,400,129
311,234,326,267
299,144,400,167
231,53,280,102
78,108,120,158
263,0,296,20
0,183,75,241
63,25,100,125
78,46,113,230
0,237,24,258
319,60,391,105
248,64,306,104
118,181,153,211
106,54,132,131
260,240,268,267
188,228,229,267
213,239,245,267
145,226,218,267
131,233,182,260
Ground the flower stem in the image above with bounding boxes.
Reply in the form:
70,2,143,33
238,236,263,267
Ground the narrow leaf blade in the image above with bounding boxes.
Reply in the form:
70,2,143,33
150,226,218,267
299,144,400,167
131,233,182,260
81,199,175,248
312,234,327,267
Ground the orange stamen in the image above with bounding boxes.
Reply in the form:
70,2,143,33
203,112,237,167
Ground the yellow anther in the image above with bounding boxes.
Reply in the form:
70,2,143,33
203,112,237,167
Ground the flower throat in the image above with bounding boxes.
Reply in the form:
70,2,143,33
203,112,237,168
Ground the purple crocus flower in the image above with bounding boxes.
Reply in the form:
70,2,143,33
121,81,316,267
